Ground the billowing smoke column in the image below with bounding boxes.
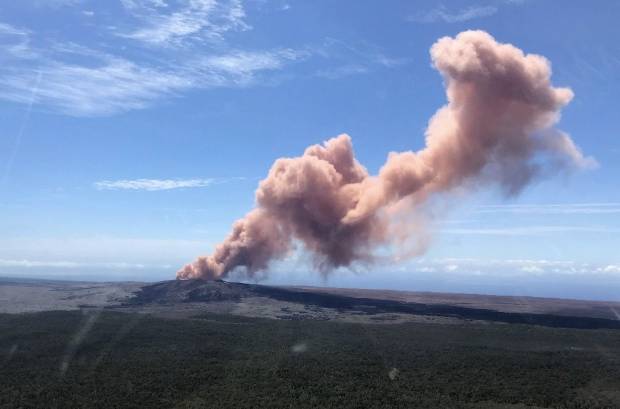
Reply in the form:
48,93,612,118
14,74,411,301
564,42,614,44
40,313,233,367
177,30,594,280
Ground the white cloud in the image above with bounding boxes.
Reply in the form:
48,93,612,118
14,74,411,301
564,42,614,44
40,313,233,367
475,203,620,215
0,22,37,60
120,0,249,47
600,265,620,274
311,38,408,80
0,259,163,269
0,38,305,115
194,48,308,85
94,178,223,191
316,64,369,80
411,5,498,23
0,237,213,268
374,55,409,68
0,23,197,116
0,58,191,116
409,258,620,277
121,0,169,9
0,23,28,36
203,49,298,73
439,225,620,236
0,259,79,268
28,0,84,8
0,237,217,280
0,2,401,116
520,265,544,274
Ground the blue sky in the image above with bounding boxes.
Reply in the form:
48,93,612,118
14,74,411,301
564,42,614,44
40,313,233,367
1,0,620,300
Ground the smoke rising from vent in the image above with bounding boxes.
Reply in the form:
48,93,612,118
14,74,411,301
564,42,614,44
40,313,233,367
177,30,594,280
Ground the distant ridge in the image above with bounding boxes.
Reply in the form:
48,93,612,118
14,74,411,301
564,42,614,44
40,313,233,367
128,280,620,330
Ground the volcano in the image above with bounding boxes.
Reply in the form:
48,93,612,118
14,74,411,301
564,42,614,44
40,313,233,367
117,279,620,330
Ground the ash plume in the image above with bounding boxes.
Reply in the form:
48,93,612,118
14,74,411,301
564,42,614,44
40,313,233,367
177,30,594,280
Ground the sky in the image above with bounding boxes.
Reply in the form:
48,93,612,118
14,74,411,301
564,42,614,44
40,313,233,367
1,0,620,300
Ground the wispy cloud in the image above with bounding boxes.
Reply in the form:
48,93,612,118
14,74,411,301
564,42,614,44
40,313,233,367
0,34,306,115
94,178,243,191
0,22,28,36
0,2,402,116
409,257,620,277
0,21,193,115
311,38,409,80
0,58,191,116
120,0,249,47
194,48,309,85
475,203,620,215
439,225,620,236
0,1,310,117
0,22,36,60
203,50,294,72
316,64,369,80
410,4,498,23
26,0,84,8
602,265,620,274
0,237,213,264
0,258,168,269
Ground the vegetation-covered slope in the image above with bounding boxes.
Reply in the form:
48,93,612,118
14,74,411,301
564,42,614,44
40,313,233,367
2,310,620,408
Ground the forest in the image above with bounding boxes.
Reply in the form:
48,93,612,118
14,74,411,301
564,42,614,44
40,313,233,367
2,310,620,408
